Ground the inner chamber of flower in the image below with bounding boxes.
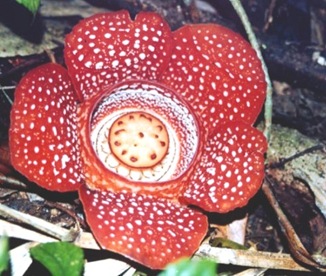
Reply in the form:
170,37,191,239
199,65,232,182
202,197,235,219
90,81,200,182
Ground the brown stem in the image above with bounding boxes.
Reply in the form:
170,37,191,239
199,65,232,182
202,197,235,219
262,176,325,270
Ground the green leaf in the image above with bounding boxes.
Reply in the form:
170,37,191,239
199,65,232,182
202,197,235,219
16,0,41,14
210,237,248,250
159,258,217,276
30,242,84,276
0,235,9,274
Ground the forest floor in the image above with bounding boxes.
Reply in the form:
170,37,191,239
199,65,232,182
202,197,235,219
0,0,325,275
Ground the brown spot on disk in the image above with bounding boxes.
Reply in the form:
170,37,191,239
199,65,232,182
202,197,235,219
150,153,157,160
130,156,138,163
108,111,169,168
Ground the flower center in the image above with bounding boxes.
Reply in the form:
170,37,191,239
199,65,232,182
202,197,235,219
108,111,169,168
90,81,199,183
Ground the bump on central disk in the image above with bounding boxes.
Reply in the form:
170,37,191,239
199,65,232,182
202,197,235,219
108,112,169,168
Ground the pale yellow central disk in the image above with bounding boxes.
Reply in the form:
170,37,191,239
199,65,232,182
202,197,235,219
108,112,169,168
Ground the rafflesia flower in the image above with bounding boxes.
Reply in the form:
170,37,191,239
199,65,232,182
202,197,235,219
9,10,267,269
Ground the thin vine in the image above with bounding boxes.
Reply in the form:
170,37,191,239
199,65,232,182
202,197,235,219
229,0,273,141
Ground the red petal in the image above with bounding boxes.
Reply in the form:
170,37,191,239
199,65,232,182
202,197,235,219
181,121,267,213
160,24,266,130
65,10,173,101
9,63,82,192
79,185,208,269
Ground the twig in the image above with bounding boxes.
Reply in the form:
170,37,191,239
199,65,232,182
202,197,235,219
45,49,56,64
195,243,326,272
2,218,325,272
262,177,326,270
8,240,134,276
228,0,273,141
9,242,37,276
1,219,56,243
0,85,16,90
0,204,79,242
263,0,278,32
0,219,99,250
0,174,29,189
0,85,13,105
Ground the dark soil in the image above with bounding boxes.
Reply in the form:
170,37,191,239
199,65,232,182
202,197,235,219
0,0,325,275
